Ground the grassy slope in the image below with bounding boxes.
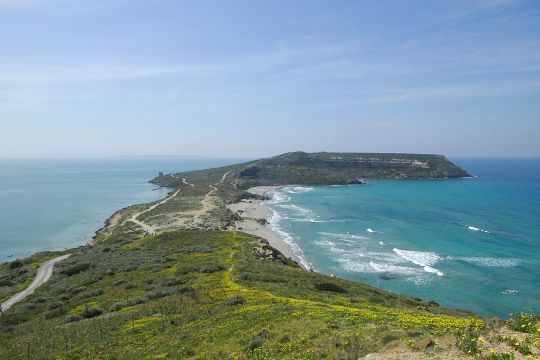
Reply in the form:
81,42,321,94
0,230,484,359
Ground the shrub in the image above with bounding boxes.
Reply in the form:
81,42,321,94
198,264,226,274
164,277,187,287
0,324,16,333
248,329,268,351
455,327,481,355
239,166,260,179
179,246,216,254
177,286,195,294
47,302,64,310
508,312,540,334
125,282,137,289
483,353,515,360
147,289,174,300
0,279,14,286
60,263,90,276
110,296,149,312
64,314,82,323
314,282,347,293
9,260,24,270
24,302,37,310
226,296,247,306
44,307,66,319
89,288,105,297
81,307,102,319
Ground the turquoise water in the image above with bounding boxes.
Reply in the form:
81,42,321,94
264,159,540,317
0,158,242,261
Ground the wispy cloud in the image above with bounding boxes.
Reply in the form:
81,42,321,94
0,63,218,84
323,80,540,106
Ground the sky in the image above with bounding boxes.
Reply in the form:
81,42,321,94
0,0,539,158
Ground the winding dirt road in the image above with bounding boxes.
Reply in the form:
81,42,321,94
1,254,70,314
128,189,181,235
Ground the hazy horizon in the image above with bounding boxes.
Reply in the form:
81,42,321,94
1,153,539,161
1,0,540,158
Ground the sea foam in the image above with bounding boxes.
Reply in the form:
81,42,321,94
393,248,444,276
318,232,369,241
284,186,315,194
466,225,490,233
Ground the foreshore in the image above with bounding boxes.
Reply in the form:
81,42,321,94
227,186,307,269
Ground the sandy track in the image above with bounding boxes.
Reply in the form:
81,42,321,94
1,254,70,313
193,171,231,222
128,189,181,235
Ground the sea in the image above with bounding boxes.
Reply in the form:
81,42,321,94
0,157,243,261
263,158,540,318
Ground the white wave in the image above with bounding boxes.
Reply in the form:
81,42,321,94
329,246,347,254
264,207,311,270
393,248,440,266
379,241,384,245
451,256,521,267
277,204,310,213
466,225,490,233
423,266,444,276
361,251,401,263
336,258,375,273
283,186,314,194
367,228,383,233
502,289,519,295
275,203,325,223
318,232,369,240
314,240,335,247
292,218,327,223
393,248,444,276
265,191,291,205
369,261,420,276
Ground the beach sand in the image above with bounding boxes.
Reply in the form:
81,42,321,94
227,186,302,266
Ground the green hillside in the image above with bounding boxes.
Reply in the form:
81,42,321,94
152,152,470,189
1,229,485,359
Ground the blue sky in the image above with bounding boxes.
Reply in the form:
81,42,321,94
0,0,539,158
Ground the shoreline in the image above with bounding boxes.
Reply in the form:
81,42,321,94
227,186,310,270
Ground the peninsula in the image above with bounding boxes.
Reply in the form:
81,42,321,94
1,152,537,359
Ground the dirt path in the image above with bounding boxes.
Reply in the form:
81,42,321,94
1,254,71,314
193,171,231,222
127,189,181,235
183,178,195,187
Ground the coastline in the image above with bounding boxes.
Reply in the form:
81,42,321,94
227,186,310,269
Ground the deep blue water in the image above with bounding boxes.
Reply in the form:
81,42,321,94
0,157,243,261
264,159,540,317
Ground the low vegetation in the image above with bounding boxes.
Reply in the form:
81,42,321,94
1,153,537,359
0,229,489,359
152,152,471,190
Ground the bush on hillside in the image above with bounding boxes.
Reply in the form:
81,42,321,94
314,282,347,293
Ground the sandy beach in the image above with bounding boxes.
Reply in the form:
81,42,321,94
227,186,304,267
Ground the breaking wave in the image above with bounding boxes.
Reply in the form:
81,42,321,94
283,186,314,194
393,248,444,276
466,225,490,233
